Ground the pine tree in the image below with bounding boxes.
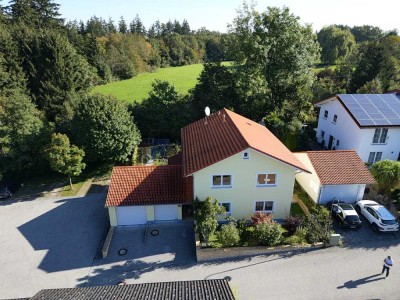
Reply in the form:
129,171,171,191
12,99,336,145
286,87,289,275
118,16,127,34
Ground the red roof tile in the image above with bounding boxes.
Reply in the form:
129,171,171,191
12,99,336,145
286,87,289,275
305,150,376,185
182,108,309,176
105,165,193,207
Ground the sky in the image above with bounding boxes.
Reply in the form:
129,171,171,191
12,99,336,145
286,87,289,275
29,0,400,33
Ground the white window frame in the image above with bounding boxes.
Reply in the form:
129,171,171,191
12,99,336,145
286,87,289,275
336,139,340,147
321,130,325,139
372,128,388,144
323,110,328,119
256,173,277,187
242,150,250,159
211,174,232,188
254,200,275,213
368,152,383,164
219,202,232,216
333,114,337,124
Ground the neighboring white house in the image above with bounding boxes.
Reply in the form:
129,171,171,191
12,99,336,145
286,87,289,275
294,150,376,205
315,93,400,164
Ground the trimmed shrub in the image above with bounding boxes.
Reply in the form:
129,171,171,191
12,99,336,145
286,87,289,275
217,222,240,247
303,206,332,244
282,216,302,236
250,212,273,225
254,222,286,246
284,227,308,245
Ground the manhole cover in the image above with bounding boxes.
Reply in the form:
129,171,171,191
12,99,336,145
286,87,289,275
118,248,128,256
151,229,160,236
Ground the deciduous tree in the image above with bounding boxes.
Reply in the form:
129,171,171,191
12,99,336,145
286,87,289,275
370,160,400,194
72,94,141,164
46,133,85,189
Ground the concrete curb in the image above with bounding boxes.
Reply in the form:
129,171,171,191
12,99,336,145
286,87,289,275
102,226,115,258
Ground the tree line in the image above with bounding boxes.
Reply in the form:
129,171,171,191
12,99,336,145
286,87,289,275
65,15,231,82
314,24,400,99
1,0,399,183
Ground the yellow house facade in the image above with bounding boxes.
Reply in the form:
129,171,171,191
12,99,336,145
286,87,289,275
193,148,298,220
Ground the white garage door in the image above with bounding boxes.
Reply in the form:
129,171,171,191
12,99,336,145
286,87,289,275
117,206,147,225
155,205,178,221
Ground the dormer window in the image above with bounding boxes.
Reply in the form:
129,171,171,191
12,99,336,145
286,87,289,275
243,151,250,159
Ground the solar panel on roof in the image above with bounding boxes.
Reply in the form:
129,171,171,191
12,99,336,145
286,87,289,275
338,94,400,126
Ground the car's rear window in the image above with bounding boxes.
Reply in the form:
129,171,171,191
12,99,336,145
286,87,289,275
382,219,398,225
345,216,360,222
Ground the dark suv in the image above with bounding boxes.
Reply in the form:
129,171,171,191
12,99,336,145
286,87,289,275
332,203,362,229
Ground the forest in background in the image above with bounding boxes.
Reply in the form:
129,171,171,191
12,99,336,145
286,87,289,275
0,0,399,183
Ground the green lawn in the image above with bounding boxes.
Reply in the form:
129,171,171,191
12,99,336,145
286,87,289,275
93,62,233,103
93,63,205,103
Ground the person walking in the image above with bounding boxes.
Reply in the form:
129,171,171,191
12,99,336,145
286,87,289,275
382,256,393,277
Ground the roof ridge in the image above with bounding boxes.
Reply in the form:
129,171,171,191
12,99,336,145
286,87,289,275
223,109,251,148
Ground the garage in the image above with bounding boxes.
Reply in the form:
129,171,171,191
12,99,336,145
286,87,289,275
105,165,193,227
117,206,147,225
155,205,178,221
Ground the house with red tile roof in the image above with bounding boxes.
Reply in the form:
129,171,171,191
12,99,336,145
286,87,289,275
181,108,309,221
294,150,376,205
105,108,310,226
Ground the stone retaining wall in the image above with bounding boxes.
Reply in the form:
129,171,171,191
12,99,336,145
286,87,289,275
195,234,324,262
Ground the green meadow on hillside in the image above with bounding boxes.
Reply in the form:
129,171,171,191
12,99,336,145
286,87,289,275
93,62,332,103
92,63,205,103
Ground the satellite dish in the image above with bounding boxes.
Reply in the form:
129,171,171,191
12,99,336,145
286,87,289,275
205,106,210,116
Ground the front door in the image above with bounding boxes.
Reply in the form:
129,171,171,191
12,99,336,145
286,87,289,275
328,135,334,149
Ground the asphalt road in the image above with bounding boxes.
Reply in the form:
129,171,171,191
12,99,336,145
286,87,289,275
1,192,399,300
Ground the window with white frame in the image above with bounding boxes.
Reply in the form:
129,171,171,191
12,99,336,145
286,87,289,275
368,152,383,164
257,173,276,186
372,128,388,144
255,201,274,212
212,175,232,187
333,114,337,123
242,151,250,159
219,202,231,215
321,130,325,139
336,139,340,147
323,110,328,119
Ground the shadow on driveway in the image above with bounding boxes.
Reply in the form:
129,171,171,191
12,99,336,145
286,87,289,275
17,194,108,273
337,273,384,289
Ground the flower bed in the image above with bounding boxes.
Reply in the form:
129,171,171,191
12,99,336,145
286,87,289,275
195,233,324,262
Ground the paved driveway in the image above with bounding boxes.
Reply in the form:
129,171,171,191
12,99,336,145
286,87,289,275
81,221,196,286
0,192,108,299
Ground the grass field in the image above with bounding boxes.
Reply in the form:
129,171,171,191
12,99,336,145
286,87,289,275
93,62,332,103
92,63,205,103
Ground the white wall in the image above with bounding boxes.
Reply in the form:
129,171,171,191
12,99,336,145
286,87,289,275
193,148,298,220
319,184,365,204
316,98,362,151
356,127,400,162
293,153,321,203
316,98,400,163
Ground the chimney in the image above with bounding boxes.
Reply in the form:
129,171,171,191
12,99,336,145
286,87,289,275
223,114,226,122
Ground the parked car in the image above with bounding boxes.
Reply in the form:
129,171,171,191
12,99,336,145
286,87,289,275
332,203,362,229
326,199,346,211
355,200,399,232
0,187,12,199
